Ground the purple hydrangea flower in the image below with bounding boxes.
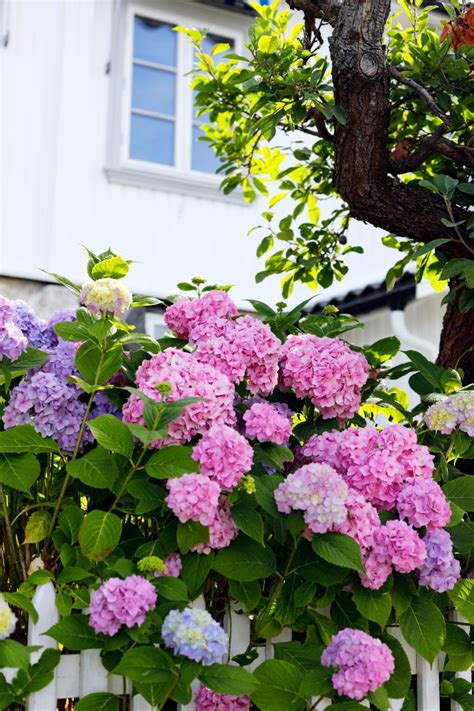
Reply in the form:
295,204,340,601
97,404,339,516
0,296,28,361
418,529,461,592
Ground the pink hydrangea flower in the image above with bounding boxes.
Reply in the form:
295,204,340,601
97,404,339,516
154,553,183,578
123,349,236,447
334,490,381,551
322,629,394,700
274,463,348,534
279,334,369,420
164,291,238,341
195,684,251,711
302,424,434,510
89,576,157,636
166,474,220,526
243,401,292,444
397,478,451,531
193,502,239,554
361,520,426,589
192,425,253,491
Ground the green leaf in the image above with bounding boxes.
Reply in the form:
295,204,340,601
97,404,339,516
75,693,119,711
0,640,30,670
413,239,450,259
88,415,134,458
253,443,294,471
448,579,474,623
56,567,96,584
213,535,276,581
76,343,122,385
19,648,61,695
0,425,59,453
399,596,445,662
404,350,442,389
368,687,390,711
2,592,38,624
79,510,122,562
177,521,209,554
443,477,474,511
24,510,52,543
378,633,411,699
231,503,264,545
443,623,471,655
364,336,400,364
153,577,188,602
229,580,261,611
0,453,40,493
145,446,199,479
47,615,103,650
181,553,214,599
113,646,177,683
54,322,91,342
257,34,279,53
252,660,305,711
298,666,333,697
58,505,84,544
199,664,258,695
312,533,365,573
91,256,129,280
67,448,119,489
352,585,392,628
326,703,368,710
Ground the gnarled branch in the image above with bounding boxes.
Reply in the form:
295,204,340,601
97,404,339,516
286,0,342,27
388,65,451,125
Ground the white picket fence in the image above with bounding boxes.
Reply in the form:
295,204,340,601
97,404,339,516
4,582,470,710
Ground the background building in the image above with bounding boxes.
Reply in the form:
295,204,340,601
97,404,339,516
0,0,444,364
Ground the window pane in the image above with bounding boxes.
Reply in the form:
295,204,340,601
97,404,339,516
192,125,220,173
133,16,176,67
130,114,174,165
132,65,175,116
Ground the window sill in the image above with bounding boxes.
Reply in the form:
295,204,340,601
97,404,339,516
104,165,246,204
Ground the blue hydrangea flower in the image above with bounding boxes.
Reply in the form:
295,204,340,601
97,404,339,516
161,608,228,665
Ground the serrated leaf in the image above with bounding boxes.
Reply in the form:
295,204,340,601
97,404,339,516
88,415,134,458
312,533,364,573
399,596,445,662
0,453,40,492
0,425,59,453
79,510,122,562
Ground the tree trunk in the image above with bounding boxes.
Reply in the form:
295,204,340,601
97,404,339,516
287,0,473,379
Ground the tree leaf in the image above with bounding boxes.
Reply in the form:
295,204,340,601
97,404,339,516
67,448,118,489
75,694,119,711
399,596,445,662
79,510,122,562
0,453,40,493
88,415,134,458
312,533,365,573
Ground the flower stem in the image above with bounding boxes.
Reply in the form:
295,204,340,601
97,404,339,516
0,484,24,582
157,675,179,711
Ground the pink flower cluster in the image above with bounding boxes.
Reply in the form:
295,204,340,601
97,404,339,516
243,401,292,444
166,474,221,526
165,291,238,340
154,553,183,578
192,425,253,490
123,348,236,447
89,575,157,636
362,520,426,589
195,684,251,711
302,424,434,510
193,502,239,555
397,478,451,532
165,291,281,396
274,463,349,534
336,491,380,552
321,628,394,700
279,334,369,420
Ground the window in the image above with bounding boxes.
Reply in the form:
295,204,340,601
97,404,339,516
145,312,168,339
106,2,248,198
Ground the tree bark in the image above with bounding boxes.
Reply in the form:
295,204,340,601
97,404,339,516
286,0,473,379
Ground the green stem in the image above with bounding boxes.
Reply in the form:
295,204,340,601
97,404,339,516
48,347,107,537
256,538,300,635
108,447,148,512
157,675,179,711
0,484,24,582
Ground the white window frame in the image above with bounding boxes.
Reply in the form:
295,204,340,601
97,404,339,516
105,0,249,202
144,311,168,339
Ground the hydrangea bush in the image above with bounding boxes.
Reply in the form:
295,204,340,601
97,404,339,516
0,249,473,711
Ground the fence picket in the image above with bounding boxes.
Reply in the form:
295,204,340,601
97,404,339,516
26,581,59,711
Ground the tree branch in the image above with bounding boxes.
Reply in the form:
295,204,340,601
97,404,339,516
388,65,451,125
286,0,342,26
389,129,474,174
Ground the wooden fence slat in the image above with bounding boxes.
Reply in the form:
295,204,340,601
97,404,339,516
417,654,440,711
26,581,59,711
56,654,80,699
79,649,109,695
